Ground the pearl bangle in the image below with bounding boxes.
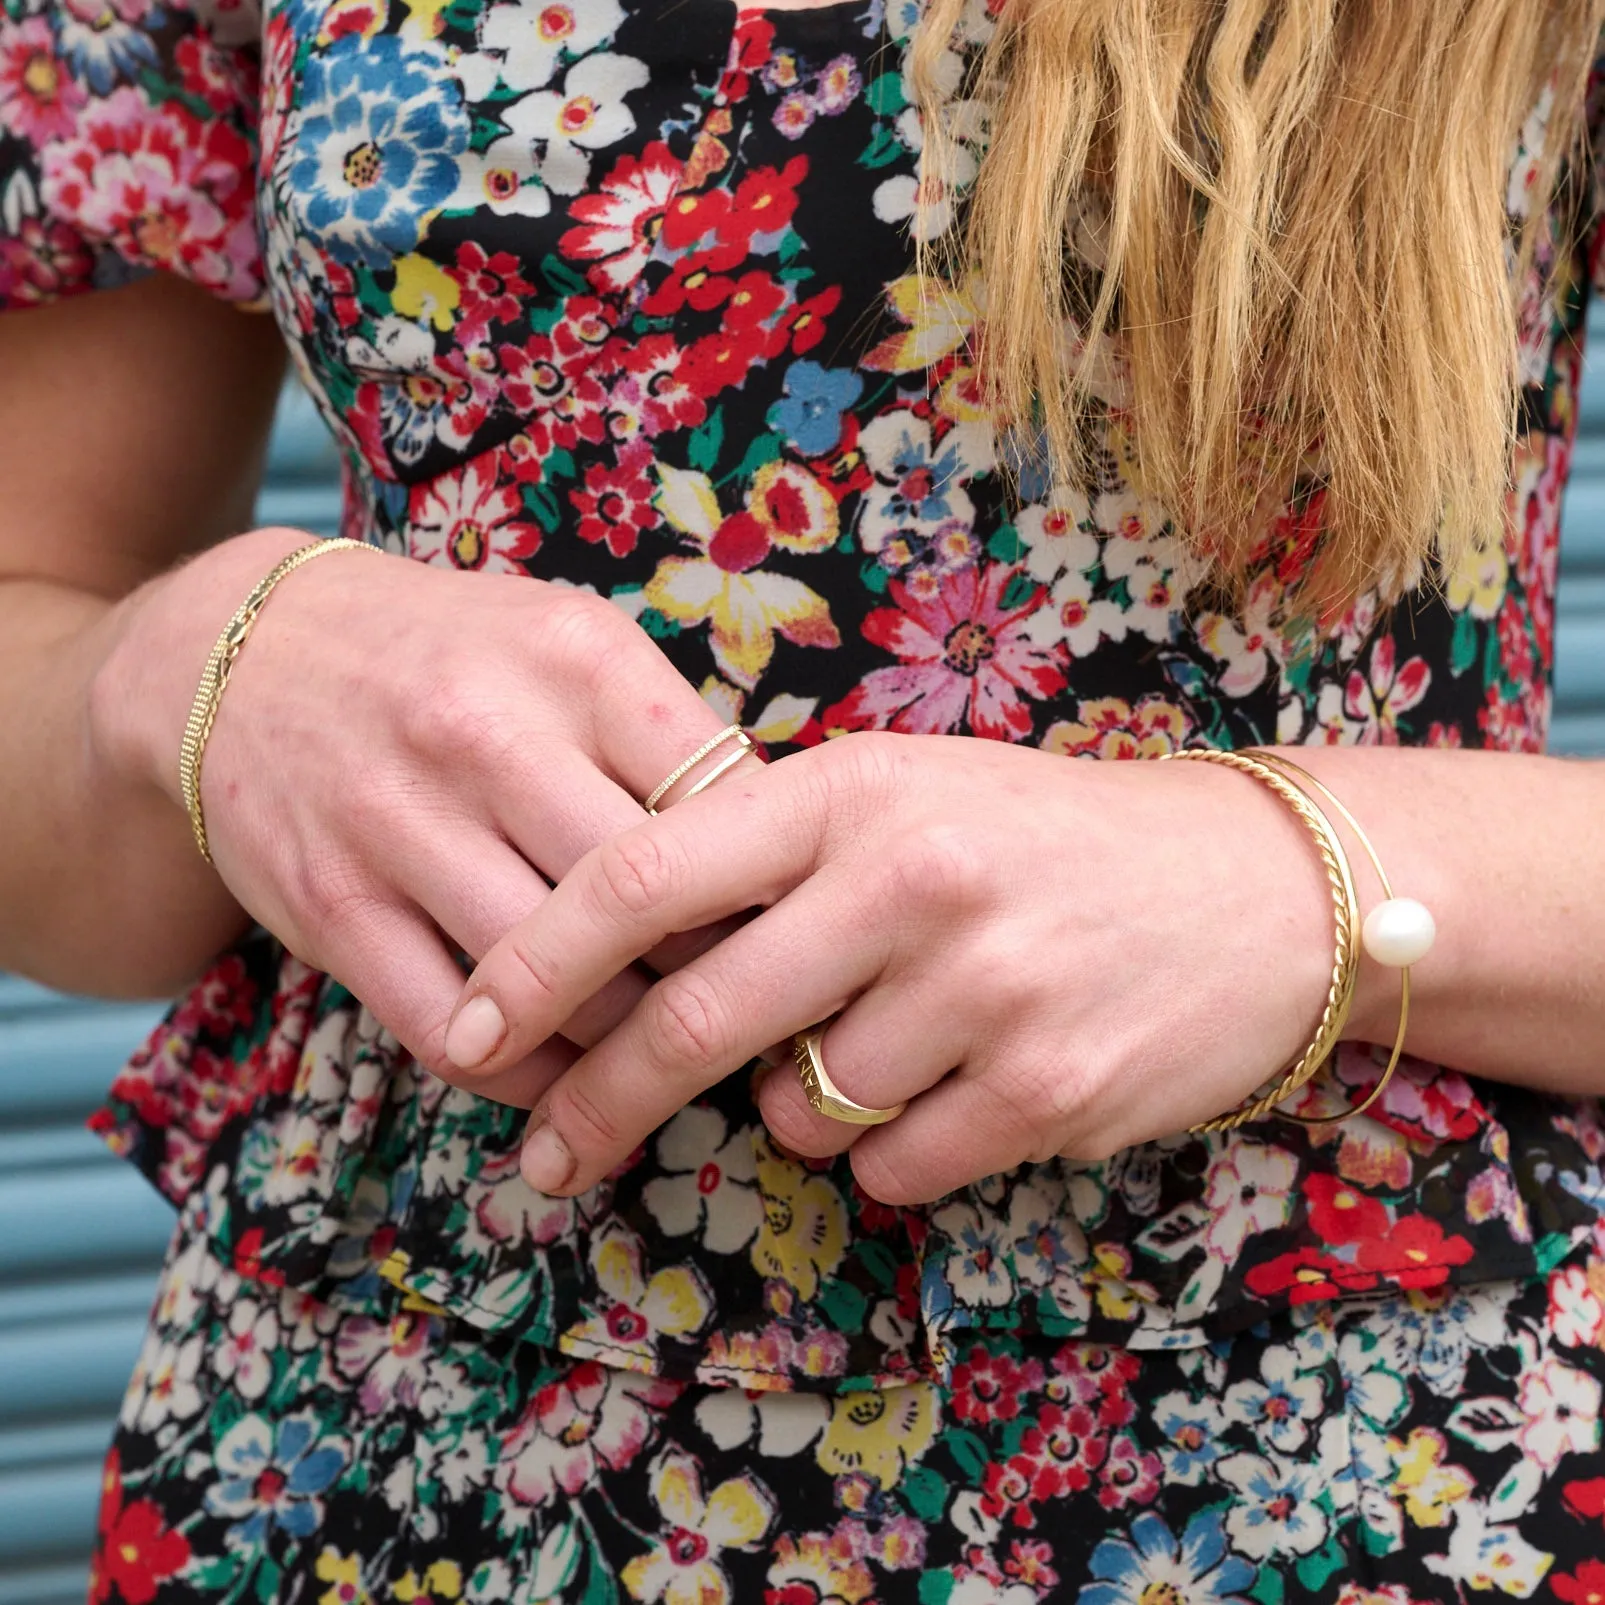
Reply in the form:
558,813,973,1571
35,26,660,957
1247,750,1427,1126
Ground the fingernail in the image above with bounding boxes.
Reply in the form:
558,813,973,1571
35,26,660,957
521,1122,575,1194
445,994,505,1070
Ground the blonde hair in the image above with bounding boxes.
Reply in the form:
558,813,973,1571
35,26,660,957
912,0,1603,603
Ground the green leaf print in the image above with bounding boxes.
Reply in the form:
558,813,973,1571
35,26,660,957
859,125,907,169
986,523,1025,564
542,252,591,300
639,609,683,640
1449,608,1479,677
816,1276,869,1332
254,1559,283,1605
866,71,909,116
860,558,890,595
1000,571,1041,614
1249,1563,1285,1605
944,1426,990,1486
900,1463,949,1522
688,409,725,473
1293,1534,1346,1593
917,1569,956,1605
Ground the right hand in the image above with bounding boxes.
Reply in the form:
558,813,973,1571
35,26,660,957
93,525,756,1106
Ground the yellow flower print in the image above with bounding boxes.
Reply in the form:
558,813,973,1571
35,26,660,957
765,1532,874,1605
1389,1427,1475,1528
816,1384,939,1489
391,254,459,333
1043,695,1185,760
862,274,978,375
315,1548,368,1605
392,1560,462,1604
562,1223,714,1365
751,1139,847,1301
647,464,840,690
1444,533,1508,619
622,1448,775,1605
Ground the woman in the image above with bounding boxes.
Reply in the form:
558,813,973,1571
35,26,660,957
4,0,1605,1596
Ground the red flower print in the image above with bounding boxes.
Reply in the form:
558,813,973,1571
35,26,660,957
1244,1247,1378,1304
824,564,1067,741
776,285,842,355
571,441,659,557
0,18,86,144
1562,1477,1605,1523
561,141,686,294
950,1347,1046,1425
723,12,776,100
1304,1173,1389,1245
1478,676,1546,753
1014,1401,1108,1502
1496,592,1536,687
448,242,536,343
722,269,787,331
640,249,736,317
679,320,773,400
1551,1559,1605,1604
660,185,734,254
719,158,807,250
42,85,259,301
609,333,708,439
980,1456,1038,1528
408,458,541,571
0,215,96,304
92,1451,190,1605
173,31,255,117
1355,1216,1474,1289
1004,1540,1058,1591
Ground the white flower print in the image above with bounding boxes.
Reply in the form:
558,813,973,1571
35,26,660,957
1150,1390,1226,1485
1548,1263,1605,1349
1516,1356,1601,1471
1008,1178,1081,1290
1422,1500,1553,1599
447,135,553,220
503,51,650,197
1336,1330,1409,1434
133,1332,206,1435
457,0,624,101
856,411,991,573
641,1105,763,1255
1223,1344,1326,1454
693,1387,829,1459
1016,487,1101,583
1195,571,1283,698
213,1299,278,1400
931,1201,1015,1308
1215,1450,1330,1560
1201,1143,1300,1261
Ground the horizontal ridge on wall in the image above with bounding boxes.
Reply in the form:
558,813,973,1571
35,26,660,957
4,313,1605,1603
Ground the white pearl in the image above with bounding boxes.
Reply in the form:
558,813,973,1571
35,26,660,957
1362,897,1436,968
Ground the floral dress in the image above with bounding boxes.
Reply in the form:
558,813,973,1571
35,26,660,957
5,0,1605,1597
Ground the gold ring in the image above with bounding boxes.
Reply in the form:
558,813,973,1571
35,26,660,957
643,725,755,815
791,1025,906,1126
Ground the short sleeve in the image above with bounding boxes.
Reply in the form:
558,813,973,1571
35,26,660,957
0,0,263,310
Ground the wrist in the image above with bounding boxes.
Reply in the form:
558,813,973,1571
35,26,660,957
87,526,312,802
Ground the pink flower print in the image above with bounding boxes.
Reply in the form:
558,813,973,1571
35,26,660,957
824,564,1067,741
42,85,259,301
1343,634,1429,743
408,457,541,571
332,1311,432,1415
0,18,86,144
571,439,660,557
0,215,95,304
498,1360,681,1509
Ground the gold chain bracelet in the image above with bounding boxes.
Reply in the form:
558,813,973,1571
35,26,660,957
1163,748,1362,1133
178,537,382,864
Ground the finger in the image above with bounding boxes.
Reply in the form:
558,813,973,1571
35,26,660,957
846,1059,1065,1206
449,758,820,1075
510,865,922,1196
320,899,578,1108
755,977,968,1161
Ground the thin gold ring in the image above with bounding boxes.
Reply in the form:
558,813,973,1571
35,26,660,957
644,725,753,815
791,1025,907,1126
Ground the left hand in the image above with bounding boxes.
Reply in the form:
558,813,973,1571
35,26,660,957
446,732,1342,1204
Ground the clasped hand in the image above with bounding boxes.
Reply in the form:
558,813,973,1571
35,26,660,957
448,732,1337,1204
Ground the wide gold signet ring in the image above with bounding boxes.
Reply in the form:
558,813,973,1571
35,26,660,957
791,1025,907,1126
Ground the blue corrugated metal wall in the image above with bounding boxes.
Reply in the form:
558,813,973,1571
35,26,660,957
6,325,1605,1601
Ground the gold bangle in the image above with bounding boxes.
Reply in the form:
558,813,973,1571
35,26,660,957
1247,751,1416,1126
1162,748,1361,1133
178,537,382,864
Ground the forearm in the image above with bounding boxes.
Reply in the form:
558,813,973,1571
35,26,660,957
0,527,307,997
1283,744,1605,1094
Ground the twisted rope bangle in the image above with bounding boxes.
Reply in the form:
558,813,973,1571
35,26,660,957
1162,748,1362,1133
178,537,382,865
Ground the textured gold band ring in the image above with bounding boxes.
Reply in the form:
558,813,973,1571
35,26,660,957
791,1025,907,1127
643,724,755,815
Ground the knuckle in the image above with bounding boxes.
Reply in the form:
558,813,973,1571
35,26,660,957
760,1091,834,1157
536,588,621,686
407,674,504,766
888,821,987,911
594,830,679,920
646,971,729,1073
547,1079,622,1154
504,931,562,1013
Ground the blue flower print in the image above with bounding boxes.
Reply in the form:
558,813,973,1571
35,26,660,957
768,360,864,456
204,1413,346,1545
56,9,160,94
290,34,470,265
1080,1511,1256,1605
